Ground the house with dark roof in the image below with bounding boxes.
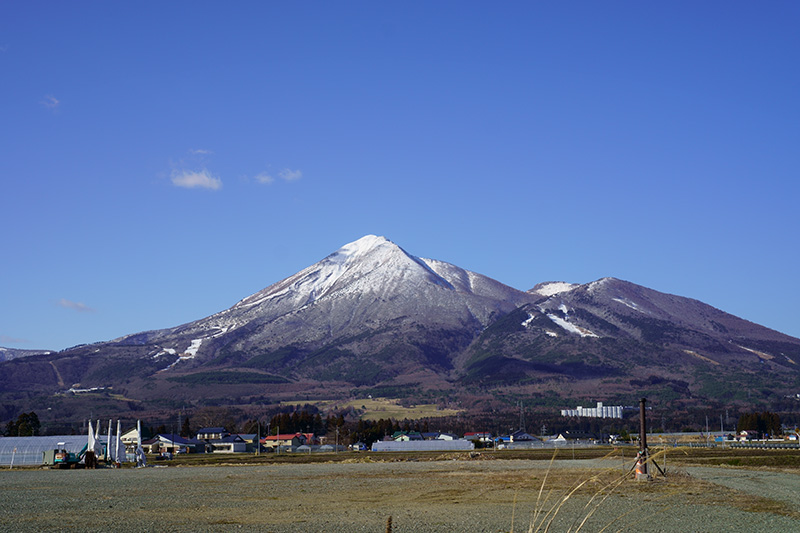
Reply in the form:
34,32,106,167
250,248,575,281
196,427,228,440
497,429,539,443
140,434,205,454
392,431,423,441
235,434,259,453
556,430,603,443
163,434,205,453
208,434,247,453
495,430,541,446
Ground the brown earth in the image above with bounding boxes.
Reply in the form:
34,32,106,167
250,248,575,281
1,454,799,532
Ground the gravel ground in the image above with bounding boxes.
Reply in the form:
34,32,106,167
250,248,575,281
1,459,798,532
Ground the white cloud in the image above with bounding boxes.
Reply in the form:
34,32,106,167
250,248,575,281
255,168,302,185
279,168,303,181
189,149,213,155
40,94,60,110
58,299,94,313
171,169,222,190
254,172,275,184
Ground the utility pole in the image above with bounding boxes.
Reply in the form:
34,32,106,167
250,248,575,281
635,398,664,481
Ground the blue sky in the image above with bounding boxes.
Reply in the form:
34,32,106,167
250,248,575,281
2,2,799,350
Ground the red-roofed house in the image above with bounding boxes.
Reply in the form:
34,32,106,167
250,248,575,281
464,432,493,444
261,433,316,449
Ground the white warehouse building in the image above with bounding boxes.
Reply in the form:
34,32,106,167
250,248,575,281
561,402,623,419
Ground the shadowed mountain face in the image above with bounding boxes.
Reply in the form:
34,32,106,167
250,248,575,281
2,236,799,416
462,278,800,400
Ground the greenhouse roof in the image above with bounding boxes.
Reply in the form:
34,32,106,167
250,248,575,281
370,439,475,452
0,435,107,466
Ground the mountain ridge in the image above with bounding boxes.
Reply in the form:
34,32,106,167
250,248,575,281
1,235,798,424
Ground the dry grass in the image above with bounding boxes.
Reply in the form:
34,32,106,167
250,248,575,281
281,396,462,420
503,448,800,533
7,447,799,531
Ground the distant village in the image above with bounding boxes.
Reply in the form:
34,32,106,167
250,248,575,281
2,399,798,467
136,401,798,457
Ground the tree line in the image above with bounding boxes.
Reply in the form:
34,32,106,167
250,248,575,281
3,412,41,436
736,411,781,438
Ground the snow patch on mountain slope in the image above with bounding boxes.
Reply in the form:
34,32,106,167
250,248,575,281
683,349,720,366
185,339,203,357
154,347,177,359
547,314,599,338
613,297,643,312
737,345,774,361
420,258,524,300
531,282,579,297
587,278,614,293
522,312,561,337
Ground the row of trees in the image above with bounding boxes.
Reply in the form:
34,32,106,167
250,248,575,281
737,411,782,437
3,406,789,444
3,412,41,437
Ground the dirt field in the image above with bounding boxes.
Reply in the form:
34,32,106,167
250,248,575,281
1,456,799,532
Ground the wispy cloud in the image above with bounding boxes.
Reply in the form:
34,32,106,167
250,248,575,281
171,169,222,190
255,168,303,185
0,335,29,345
40,94,60,110
254,172,274,184
57,299,94,313
279,168,303,182
189,148,213,155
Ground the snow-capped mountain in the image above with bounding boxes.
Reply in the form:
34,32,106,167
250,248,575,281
111,235,537,378
0,347,52,362
462,276,800,398
1,235,799,418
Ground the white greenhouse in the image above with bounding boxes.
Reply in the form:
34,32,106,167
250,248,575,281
371,439,475,452
0,435,107,466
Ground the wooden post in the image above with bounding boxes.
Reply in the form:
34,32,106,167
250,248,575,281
636,398,650,481
639,397,647,453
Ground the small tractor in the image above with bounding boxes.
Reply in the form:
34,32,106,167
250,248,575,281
43,443,88,468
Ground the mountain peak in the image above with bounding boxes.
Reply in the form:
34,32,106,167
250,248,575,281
340,234,391,252
329,235,397,263
230,235,426,313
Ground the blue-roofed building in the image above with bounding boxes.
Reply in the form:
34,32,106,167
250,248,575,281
208,434,247,453
143,434,205,454
196,427,228,440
